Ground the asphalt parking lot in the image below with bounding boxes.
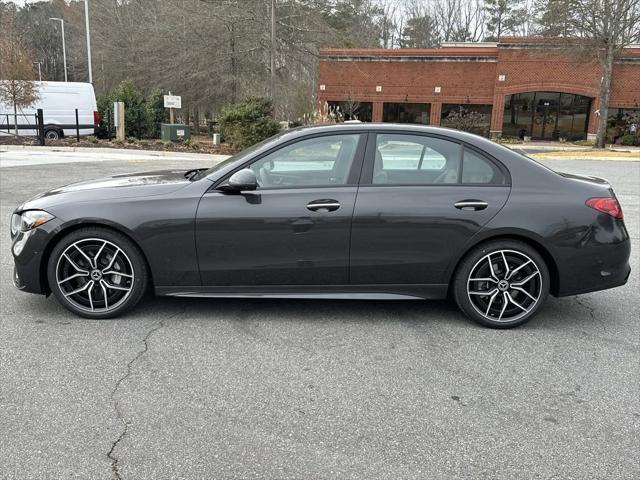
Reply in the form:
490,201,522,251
1,150,638,479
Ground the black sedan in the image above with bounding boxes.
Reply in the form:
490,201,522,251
10,124,630,328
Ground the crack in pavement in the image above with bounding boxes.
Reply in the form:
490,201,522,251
573,295,606,330
106,315,173,480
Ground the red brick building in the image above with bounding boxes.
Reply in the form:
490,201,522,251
317,37,640,141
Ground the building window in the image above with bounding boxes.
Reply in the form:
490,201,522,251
440,104,492,137
382,103,430,124
503,92,592,141
327,101,372,122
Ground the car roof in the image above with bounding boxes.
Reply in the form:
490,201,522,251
282,123,494,145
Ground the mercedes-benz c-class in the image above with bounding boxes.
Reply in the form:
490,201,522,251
10,124,630,327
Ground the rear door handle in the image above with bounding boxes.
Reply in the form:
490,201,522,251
307,199,341,212
454,200,488,211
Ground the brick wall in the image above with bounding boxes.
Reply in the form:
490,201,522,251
318,39,640,136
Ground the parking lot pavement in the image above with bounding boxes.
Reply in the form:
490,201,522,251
0,154,638,479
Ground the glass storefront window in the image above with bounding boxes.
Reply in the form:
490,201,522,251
327,101,372,122
502,92,591,140
440,104,492,136
382,103,430,124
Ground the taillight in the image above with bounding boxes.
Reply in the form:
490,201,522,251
93,111,100,125
586,197,623,219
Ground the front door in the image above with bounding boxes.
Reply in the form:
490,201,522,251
349,132,510,286
195,133,365,286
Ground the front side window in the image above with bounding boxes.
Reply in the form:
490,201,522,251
250,134,361,188
373,134,461,185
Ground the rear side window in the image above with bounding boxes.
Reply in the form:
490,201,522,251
462,147,506,185
373,134,461,185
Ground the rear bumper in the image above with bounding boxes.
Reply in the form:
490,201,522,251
555,238,631,297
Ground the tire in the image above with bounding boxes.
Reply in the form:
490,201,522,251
44,128,62,140
453,239,549,328
47,227,148,319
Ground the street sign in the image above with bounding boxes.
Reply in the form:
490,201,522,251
164,95,181,109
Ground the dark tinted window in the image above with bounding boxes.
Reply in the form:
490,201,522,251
250,134,361,188
373,134,461,185
462,147,506,185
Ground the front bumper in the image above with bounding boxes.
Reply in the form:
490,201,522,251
11,218,63,295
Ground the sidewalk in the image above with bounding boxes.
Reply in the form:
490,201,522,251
0,145,228,168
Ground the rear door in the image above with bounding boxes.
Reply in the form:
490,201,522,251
350,132,511,286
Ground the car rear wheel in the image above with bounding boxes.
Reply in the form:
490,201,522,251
453,239,549,328
47,227,148,319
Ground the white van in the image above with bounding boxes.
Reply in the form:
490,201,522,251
0,81,98,139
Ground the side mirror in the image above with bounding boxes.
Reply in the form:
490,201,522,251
220,168,258,192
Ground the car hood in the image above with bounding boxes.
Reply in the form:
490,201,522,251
18,169,192,210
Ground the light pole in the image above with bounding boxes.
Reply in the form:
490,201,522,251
84,0,93,83
49,17,67,82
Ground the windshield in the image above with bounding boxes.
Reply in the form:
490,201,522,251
198,130,290,179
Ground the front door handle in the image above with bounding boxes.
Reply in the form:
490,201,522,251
307,199,341,212
454,200,489,211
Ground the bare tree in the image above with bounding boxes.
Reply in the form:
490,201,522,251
564,0,640,147
0,16,40,135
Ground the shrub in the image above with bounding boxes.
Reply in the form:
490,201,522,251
95,92,114,139
112,80,146,139
618,134,639,146
86,135,98,143
146,89,169,138
218,97,280,149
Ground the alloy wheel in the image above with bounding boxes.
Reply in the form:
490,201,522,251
466,249,542,323
55,238,135,313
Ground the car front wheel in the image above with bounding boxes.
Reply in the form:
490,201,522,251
453,239,550,328
47,227,148,319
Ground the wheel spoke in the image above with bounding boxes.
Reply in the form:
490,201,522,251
87,283,95,311
501,251,510,277
58,271,89,285
469,277,497,283
485,290,499,316
511,286,537,302
93,241,108,268
506,260,531,280
74,244,95,269
103,270,133,279
103,248,121,272
511,271,539,287
506,292,528,312
62,253,89,274
64,280,93,297
101,279,131,292
497,292,509,320
470,288,497,296
486,254,498,281
101,281,109,310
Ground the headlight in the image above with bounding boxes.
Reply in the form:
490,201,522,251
10,213,21,237
12,210,55,235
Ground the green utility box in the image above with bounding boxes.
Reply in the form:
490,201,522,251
160,123,190,142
